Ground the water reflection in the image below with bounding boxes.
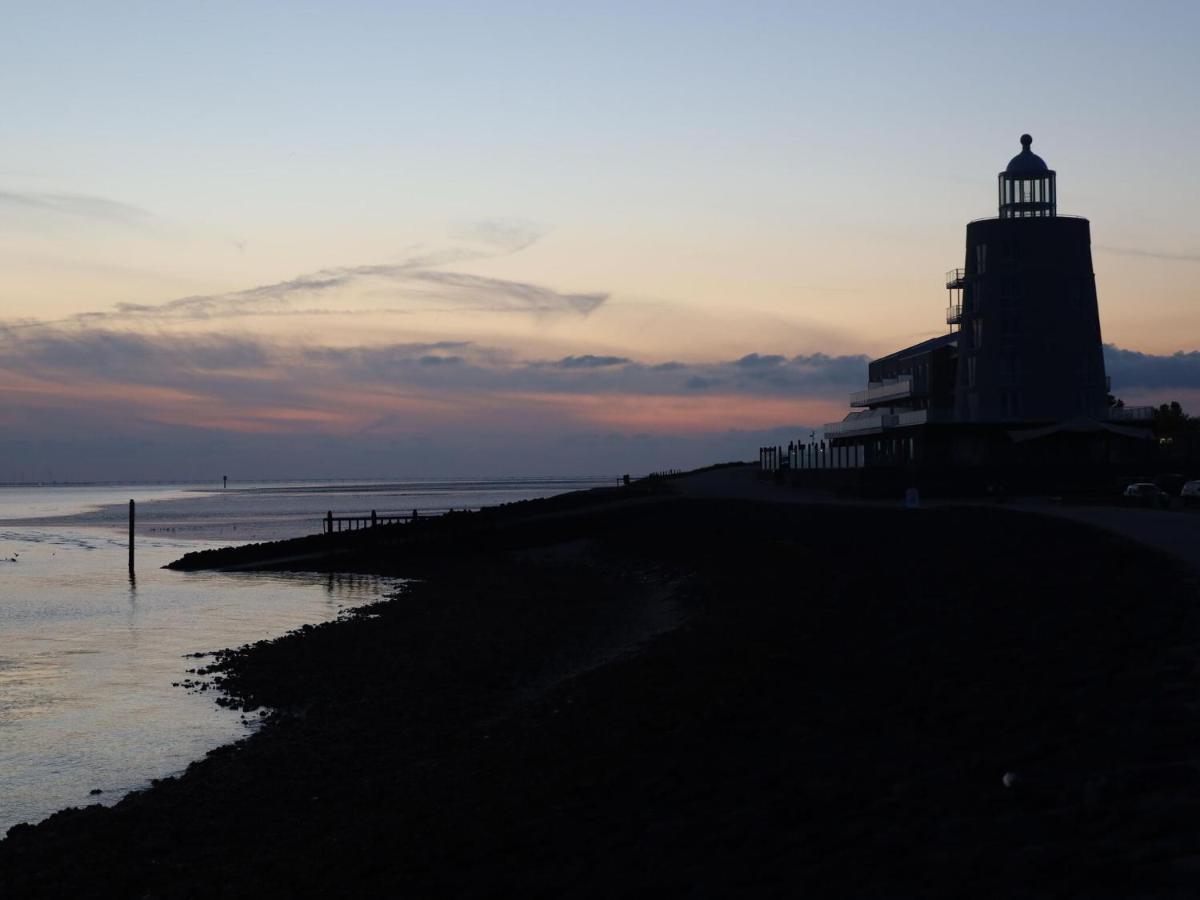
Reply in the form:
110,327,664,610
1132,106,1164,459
0,527,401,834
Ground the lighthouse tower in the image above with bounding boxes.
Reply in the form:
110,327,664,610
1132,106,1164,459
952,135,1108,423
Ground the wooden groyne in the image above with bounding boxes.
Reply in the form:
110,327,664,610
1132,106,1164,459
322,507,479,534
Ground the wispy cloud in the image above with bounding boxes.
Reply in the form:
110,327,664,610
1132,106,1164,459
449,218,546,254
6,247,607,331
0,189,155,227
403,270,607,315
1096,245,1200,264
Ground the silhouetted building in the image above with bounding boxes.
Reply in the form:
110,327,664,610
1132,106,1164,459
793,135,1152,473
956,135,1108,422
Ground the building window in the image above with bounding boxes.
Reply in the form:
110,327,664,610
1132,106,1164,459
971,318,983,349
975,243,988,274
969,283,984,313
967,356,977,388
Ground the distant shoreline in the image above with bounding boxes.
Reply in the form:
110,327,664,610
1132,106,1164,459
0,475,618,544
0,474,619,489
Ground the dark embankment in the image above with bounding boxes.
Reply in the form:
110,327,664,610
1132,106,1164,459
164,482,663,573
6,494,1200,898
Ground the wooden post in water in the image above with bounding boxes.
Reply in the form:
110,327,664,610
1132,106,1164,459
128,499,135,571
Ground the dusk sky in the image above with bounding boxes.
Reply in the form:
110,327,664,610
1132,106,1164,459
3,1,1199,480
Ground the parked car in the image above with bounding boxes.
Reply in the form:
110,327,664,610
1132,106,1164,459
1182,480,1200,507
1123,482,1170,508
1154,473,1188,497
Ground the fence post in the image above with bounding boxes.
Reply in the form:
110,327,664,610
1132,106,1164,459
371,509,377,528
325,510,333,535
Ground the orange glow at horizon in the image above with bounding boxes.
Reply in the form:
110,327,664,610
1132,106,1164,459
0,361,853,437
501,392,849,434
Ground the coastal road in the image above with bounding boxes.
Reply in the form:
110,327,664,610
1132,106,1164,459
674,464,1200,574
1005,498,1200,574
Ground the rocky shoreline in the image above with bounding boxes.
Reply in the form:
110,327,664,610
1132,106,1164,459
5,487,1200,897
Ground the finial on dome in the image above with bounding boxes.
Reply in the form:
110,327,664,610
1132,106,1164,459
1020,133,1032,148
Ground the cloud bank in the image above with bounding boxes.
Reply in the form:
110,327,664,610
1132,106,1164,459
2,235,1197,481
5,321,1196,479
1104,344,1200,392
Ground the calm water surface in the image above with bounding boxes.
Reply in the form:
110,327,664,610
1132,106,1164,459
0,476,615,542
0,477,607,834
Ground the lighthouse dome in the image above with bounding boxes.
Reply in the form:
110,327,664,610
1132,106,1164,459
1005,134,1049,176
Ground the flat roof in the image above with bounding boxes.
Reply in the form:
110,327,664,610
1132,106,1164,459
871,332,957,366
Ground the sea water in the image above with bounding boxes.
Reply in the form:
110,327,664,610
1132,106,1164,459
0,477,609,834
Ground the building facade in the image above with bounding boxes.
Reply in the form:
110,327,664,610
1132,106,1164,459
786,135,1150,474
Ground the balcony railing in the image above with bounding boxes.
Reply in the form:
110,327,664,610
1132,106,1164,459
945,268,966,290
823,411,898,438
946,303,962,325
824,407,956,437
849,375,913,408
